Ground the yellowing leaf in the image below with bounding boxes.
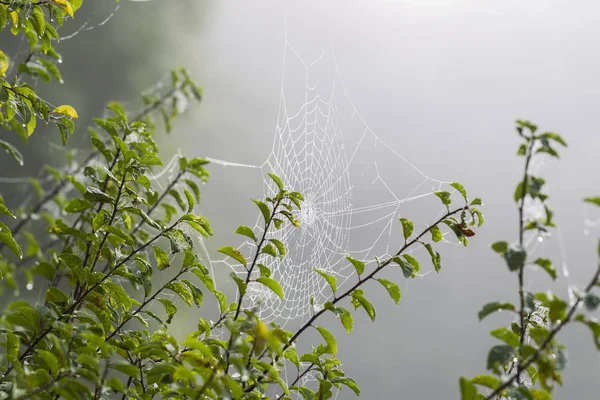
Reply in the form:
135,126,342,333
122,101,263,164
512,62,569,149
53,105,78,119
0,51,8,76
53,0,74,18
9,11,18,27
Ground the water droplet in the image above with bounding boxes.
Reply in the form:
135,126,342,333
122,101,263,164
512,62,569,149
26,283,33,291
59,79,64,84
22,123,26,128
57,58,63,64
537,236,544,243
513,357,518,363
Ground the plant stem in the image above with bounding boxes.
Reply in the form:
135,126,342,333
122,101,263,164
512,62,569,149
516,136,536,383
246,204,470,393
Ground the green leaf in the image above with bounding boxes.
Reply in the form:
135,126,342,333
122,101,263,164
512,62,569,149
450,182,468,201
470,197,483,206
514,180,526,203
533,258,557,280
84,187,115,203
168,189,186,211
235,225,256,242
257,263,271,278
184,179,201,202
139,153,163,167
0,203,15,219
377,278,401,305
58,253,82,270
6,331,19,358
423,242,442,273
346,255,365,275
516,119,538,134
351,290,376,321
584,197,600,207
316,326,337,357
146,363,177,385
583,293,600,312
218,246,247,267
183,189,194,213
575,315,600,350
260,243,277,257
256,277,284,299
490,327,520,347
459,377,478,400
64,198,94,213
529,389,552,400
430,225,443,242
334,377,360,396
36,349,59,375
504,244,527,272
153,246,170,271
402,254,420,278
103,280,133,311
165,282,193,306
478,302,515,320
491,241,508,254
434,191,452,206
46,287,68,304
252,199,271,224
470,375,501,390
540,132,567,147
158,298,177,324
0,223,22,258
181,280,203,307
32,263,56,281
339,307,353,333
393,256,412,278
269,238,286,257
487,345,515,370
399,217,413,240
314,268,337,293
517,143,527,156
0,140,23,165
111,361,140,378
268,172,284,191
106,226,134,246
230,272,247,297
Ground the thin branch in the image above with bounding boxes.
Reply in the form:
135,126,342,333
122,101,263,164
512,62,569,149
285,205,469,351
246,205,471,392
106,267,187,341
516,135,537,383
224,196,284,375
276,363,315,400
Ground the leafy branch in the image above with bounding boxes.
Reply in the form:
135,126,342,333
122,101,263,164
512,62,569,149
485,263,600,399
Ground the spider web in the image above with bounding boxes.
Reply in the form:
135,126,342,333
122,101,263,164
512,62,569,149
205,36,467,327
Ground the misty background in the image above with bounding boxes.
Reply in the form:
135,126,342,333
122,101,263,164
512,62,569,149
3,0,600,398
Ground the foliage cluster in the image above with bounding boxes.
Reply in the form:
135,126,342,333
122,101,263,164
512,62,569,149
459,122,600,400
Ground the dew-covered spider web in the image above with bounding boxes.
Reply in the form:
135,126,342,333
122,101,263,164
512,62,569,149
202,37,469,327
